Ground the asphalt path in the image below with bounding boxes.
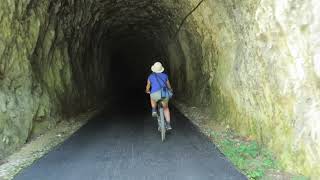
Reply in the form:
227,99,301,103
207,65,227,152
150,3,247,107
14,98,246,180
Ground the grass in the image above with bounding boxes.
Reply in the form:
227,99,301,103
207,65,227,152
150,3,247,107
207,129,309,180
209,130,274,179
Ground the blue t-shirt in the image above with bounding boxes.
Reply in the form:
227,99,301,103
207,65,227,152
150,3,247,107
148,73,168,93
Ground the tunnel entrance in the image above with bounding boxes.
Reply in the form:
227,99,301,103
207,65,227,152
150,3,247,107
1,0,319,177
62,0,177,113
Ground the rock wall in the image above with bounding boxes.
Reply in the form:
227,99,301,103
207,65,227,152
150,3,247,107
0,0,49,158
165,0,320,177
0,0,110,158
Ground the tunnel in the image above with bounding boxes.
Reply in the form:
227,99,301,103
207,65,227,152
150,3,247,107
1,0,320,178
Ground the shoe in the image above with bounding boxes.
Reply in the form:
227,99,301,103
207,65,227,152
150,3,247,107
166,123,172,130
152,111,157,117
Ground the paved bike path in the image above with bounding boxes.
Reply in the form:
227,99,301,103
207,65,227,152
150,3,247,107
14,104,246,180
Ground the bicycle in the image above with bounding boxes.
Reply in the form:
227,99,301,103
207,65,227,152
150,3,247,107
156,100,167,142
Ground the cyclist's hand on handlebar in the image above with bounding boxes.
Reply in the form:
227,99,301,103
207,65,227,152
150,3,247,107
146,90,150,94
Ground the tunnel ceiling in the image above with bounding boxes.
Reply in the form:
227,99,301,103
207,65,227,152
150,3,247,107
58,0,177,43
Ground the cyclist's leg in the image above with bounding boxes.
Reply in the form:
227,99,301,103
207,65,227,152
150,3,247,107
150,91,160,117
150,97,156,109
161,99,170,123
150,97,157,117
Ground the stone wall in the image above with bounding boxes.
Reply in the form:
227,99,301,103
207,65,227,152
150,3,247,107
165,0,320,177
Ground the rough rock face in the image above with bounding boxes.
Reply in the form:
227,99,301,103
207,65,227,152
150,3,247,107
165,0,320,177
0,0,108,158
0,0,319,177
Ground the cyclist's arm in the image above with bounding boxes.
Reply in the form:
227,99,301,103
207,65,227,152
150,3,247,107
146,80,151,94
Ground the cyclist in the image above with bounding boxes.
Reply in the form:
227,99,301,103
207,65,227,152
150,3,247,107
145,62,173,130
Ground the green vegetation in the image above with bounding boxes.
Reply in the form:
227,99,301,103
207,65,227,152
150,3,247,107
207,129,308,180
209,130,274,179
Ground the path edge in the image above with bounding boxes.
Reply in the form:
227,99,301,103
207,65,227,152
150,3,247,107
0,105,106,180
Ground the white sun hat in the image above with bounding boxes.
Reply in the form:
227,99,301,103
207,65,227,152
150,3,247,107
151,62,164,73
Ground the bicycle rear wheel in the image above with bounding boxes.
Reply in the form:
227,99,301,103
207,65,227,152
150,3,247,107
159,107,166,142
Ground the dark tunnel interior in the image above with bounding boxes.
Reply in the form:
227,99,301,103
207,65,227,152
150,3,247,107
100,33,171,109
